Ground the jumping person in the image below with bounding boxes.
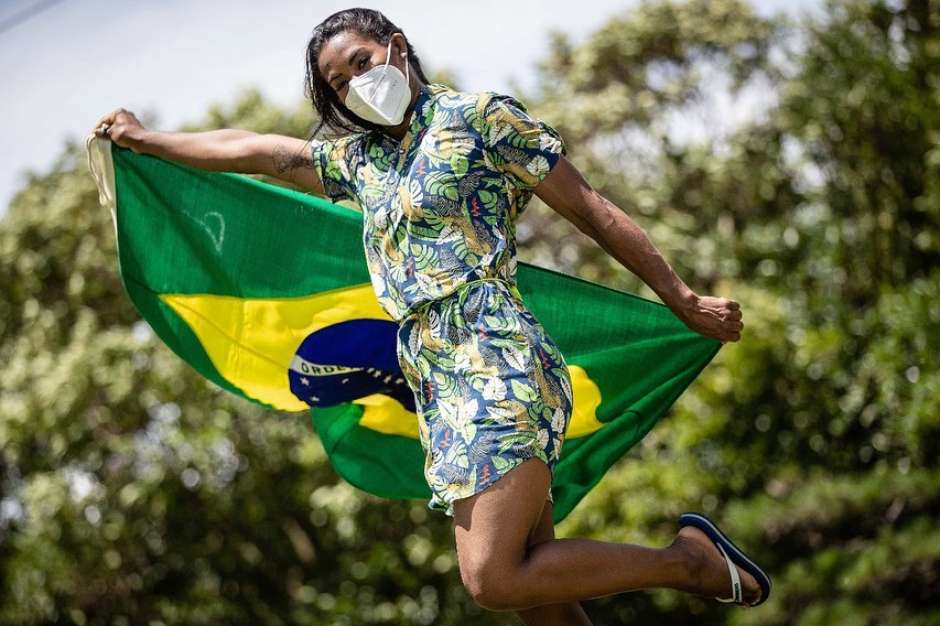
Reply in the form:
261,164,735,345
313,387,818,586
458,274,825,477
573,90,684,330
93,8,769,624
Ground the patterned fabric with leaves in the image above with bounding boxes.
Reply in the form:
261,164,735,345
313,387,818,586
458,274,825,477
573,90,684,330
310,81,567,323
395,278,573,516
310,81,571,515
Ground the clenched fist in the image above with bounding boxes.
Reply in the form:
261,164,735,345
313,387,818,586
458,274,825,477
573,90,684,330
93,108,147,152
676,294,744,343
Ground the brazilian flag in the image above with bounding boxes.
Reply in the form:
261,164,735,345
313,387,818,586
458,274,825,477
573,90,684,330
85,136,721,524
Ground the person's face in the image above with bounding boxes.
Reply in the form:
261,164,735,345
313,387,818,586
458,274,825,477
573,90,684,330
319,30,408,104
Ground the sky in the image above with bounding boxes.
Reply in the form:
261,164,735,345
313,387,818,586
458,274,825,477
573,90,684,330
0,0,823,215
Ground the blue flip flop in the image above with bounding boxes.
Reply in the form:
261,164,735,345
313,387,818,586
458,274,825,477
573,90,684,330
678,512,772,607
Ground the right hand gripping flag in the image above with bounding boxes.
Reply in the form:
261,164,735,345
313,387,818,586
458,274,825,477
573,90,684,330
85,136,721,524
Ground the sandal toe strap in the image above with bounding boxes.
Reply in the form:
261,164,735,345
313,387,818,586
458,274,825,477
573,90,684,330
713,541,743,604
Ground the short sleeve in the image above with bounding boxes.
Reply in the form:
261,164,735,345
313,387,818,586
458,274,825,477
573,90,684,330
310,133,363,205
480,93,567,191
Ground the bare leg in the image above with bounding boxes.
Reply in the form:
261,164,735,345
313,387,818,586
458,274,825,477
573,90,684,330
453,458,760,612
513,498,593,625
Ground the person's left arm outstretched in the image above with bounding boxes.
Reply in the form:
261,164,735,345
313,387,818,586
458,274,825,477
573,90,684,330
534,157,743,343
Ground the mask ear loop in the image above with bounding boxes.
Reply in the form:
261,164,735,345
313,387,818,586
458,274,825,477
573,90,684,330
363,39,394,103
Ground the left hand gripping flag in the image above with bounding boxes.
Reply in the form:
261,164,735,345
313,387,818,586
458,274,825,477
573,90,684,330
85,136,721,524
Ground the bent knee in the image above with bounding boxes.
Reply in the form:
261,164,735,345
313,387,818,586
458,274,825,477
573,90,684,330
460,560,520,611
464,577,518,611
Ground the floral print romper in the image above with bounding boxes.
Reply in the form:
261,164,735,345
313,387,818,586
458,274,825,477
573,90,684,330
310,82,573,517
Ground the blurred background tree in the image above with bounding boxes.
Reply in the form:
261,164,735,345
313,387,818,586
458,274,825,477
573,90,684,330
1,0,937,624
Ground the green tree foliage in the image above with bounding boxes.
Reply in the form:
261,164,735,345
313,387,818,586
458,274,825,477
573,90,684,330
1,1,938,624
0,82,492,625
531,0,939,624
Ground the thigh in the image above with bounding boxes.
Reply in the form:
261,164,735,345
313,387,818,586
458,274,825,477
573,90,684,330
525,494,554,546
452,457,551,574
458,493,593,625
515,499,593,625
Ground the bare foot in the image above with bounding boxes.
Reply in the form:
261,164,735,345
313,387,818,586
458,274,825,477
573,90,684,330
671,525,762,606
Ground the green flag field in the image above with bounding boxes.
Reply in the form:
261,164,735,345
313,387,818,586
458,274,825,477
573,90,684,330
85,135,721,523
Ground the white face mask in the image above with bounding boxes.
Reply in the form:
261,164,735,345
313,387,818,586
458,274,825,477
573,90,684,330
344,39,411,126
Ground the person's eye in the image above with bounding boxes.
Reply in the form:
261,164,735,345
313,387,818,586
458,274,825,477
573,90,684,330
333,56,367,91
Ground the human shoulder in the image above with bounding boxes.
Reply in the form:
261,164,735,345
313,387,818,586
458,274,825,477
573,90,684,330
422,84,548,146
310,130,368,161
308,130,371,204
421,83,496,123
463,88,536,135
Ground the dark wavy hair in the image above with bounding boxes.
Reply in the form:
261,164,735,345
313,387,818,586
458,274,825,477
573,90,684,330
304,8,431,137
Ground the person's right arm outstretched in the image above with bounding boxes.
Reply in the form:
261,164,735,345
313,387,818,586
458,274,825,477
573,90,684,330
92,108,325,196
